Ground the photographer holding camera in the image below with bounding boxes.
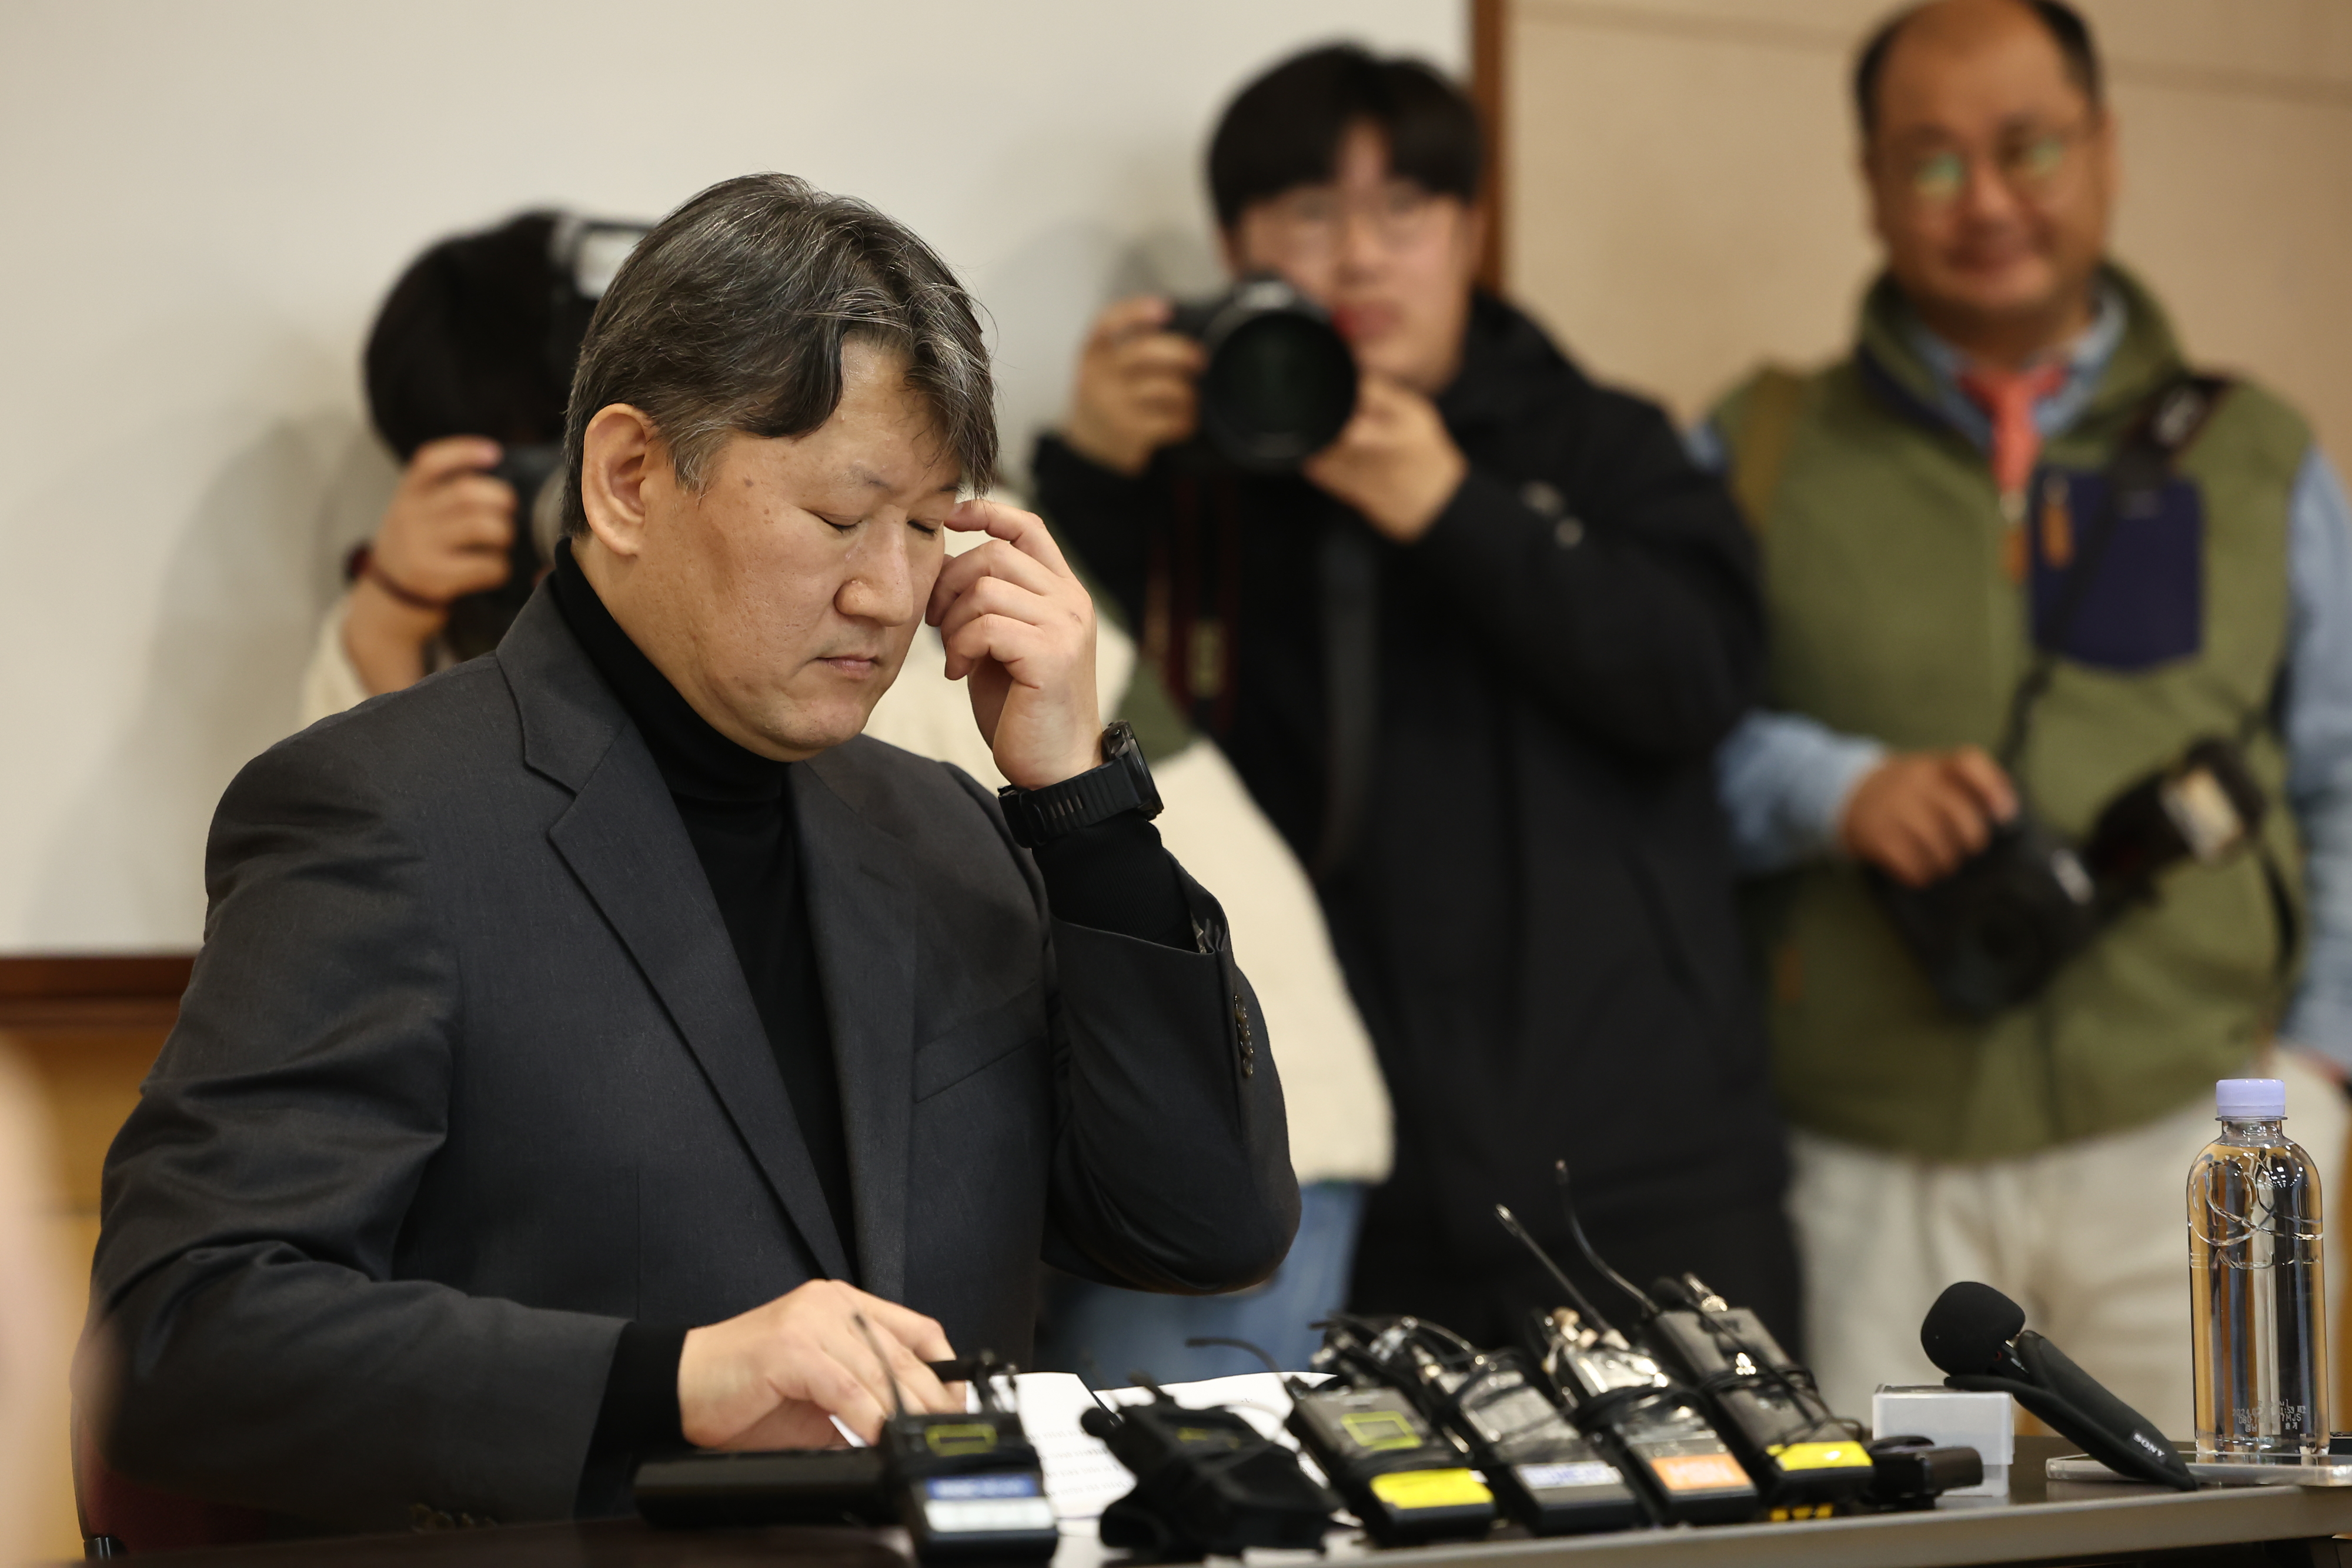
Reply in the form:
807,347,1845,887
1035,46,1793,1347
300,212,644,721
1707,0,2352,1425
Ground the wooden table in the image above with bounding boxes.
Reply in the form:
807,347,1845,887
114,1439,2352,1568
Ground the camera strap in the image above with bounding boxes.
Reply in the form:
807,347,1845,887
1986,373,2300,979
1993,373,2232,771
2237,671,2303,976
1314,515,1383,882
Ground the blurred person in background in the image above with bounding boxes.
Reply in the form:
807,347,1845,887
1705,0,2352,1426
1035,45,1794,1350
865,559,1391,1380
300,212,644,723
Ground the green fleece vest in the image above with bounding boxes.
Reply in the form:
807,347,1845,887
1715,266,2311,1161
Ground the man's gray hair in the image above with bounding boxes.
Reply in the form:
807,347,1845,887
560,172,995,536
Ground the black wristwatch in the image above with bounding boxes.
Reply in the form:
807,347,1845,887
998,721,1164,849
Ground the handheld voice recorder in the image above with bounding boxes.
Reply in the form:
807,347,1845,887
1319,1316,1645,1537
1282,1378,1496,1546
1642,1274,1873,1515
858,1330,1057,1563
1496,1204,1758,1526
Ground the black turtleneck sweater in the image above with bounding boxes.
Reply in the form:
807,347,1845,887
551,540,1190,1502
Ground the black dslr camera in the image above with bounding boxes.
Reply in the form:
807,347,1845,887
1170,275,1358,473
1873,736,2269,1019
437,442,568,661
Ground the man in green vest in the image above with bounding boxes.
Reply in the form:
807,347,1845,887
1706,0,2352,1430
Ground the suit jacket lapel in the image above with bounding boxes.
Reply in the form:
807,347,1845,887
794,757,917,1303
504,589,853,1282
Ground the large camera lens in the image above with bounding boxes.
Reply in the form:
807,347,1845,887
1176,278,1358,473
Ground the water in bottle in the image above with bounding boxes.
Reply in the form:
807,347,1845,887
2188,1077,2328,1460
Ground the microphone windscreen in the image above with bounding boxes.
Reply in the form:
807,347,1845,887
1920,1281,2027,1376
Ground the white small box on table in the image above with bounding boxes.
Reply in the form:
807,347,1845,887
1873,1385,2014,1499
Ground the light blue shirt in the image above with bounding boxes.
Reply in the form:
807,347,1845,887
1698,297,2352,1066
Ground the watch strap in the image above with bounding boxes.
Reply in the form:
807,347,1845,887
998,723,1160,848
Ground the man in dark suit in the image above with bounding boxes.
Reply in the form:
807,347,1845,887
88,173,1297,1530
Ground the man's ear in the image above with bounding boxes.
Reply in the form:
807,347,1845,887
580,404,662,560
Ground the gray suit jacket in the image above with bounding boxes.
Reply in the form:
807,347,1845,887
89,590,1297,1530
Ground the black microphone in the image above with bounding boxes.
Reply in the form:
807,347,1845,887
1920,1283,2195,1492
1919,1282,2033,1382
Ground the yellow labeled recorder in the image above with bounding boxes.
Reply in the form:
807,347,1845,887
1284,1385,1496,1547
1643,1275,1875,1511
1315,1314,1646,1537
1498,1198,1758,1527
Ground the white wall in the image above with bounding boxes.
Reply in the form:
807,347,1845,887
0,0,1464,952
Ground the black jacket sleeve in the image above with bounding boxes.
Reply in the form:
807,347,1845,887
577,1323,689,1513
1031,814,1194,950
945,768,1298,1297
1414,388,1765,763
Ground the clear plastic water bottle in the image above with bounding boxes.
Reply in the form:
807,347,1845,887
2188,1077,2328,1460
